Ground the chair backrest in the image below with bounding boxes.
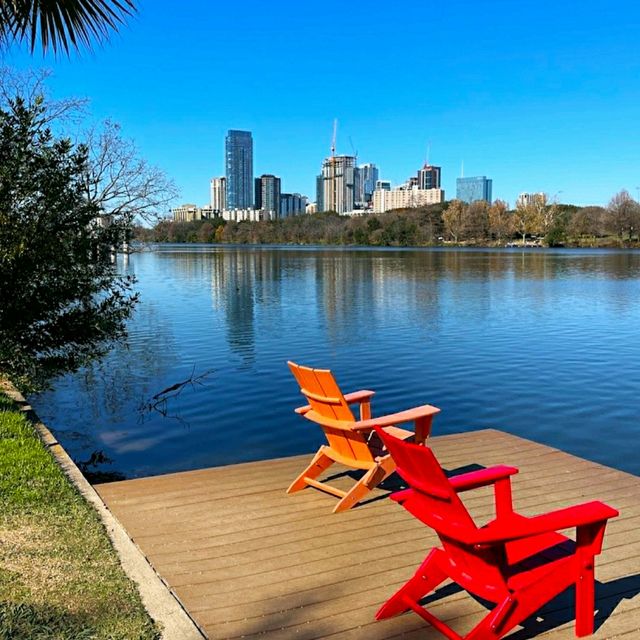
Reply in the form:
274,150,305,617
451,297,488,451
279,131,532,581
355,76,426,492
374,425,509,597
288,361,374,463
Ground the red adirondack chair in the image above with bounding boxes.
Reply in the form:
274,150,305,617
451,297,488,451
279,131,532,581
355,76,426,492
373,425,619,639
287,361,440,513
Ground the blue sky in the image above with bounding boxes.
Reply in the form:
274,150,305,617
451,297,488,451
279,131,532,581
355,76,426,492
4,0,640,208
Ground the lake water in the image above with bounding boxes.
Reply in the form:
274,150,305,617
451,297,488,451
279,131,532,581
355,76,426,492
31,245,640,480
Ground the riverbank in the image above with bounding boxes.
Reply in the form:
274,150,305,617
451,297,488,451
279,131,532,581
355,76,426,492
134,201,640,249
0,389,159,640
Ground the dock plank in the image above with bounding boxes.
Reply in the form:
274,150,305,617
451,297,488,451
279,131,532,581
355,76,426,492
95,430,640,639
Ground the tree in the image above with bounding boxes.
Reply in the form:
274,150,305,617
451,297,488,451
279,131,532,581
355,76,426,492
605,190,640,244
488,199,512,242
512,197,543,245
464,200,490,241
442,199,466,243
568,206,605,242
82,120,178,234
0,1,135,54
0,95,137,389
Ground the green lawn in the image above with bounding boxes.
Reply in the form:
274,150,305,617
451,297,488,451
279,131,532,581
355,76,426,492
0,392,159,640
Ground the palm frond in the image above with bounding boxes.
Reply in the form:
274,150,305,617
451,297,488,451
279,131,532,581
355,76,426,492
0,0,136,54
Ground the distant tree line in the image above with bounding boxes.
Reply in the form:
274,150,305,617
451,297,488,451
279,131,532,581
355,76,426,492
135,190,640,248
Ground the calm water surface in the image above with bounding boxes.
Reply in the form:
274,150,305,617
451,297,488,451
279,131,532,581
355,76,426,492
31,246,640,479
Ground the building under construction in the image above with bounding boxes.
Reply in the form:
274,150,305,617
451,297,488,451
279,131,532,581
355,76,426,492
320,155,356,214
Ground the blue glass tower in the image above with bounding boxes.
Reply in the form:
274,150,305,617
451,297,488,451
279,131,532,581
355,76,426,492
456,176,492,203
225,130,253,209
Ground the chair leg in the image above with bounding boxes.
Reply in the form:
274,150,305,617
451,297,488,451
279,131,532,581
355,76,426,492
575,559,595,637
376,548,448,619
333,456,395,513
287,448,334,494
466,564,576,640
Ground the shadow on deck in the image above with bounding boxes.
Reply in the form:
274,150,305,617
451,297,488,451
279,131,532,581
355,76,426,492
96,430,640,639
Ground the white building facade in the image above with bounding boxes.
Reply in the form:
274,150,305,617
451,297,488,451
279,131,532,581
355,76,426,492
222,208,276,222
372,187,445,213
516,192,546,208
210,177,226,213
172,203,202,222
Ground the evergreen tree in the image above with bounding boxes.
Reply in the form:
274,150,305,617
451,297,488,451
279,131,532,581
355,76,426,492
0,96,137,388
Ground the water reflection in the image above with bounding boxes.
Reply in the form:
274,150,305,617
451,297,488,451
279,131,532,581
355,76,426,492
30,247,640,479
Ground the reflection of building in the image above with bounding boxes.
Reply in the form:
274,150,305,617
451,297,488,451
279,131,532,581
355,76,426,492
372,187,445,213
456,176,492,203
209,249,284,364
321,155,356,213
210,250,256,364
517,192,546,207
255,174,281,217
280,193,307,218
225,130,253,209
210,177,226,213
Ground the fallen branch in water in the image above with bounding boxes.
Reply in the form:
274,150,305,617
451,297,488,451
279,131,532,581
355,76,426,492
138,366,214,423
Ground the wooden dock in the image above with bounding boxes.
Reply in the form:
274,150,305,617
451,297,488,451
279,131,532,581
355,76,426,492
95,430,640,639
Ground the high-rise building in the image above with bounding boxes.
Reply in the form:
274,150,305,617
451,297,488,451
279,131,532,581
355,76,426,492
321,155,356,214
354,167,363,206
254,174,281,216
376,179,391,191
354,163,379,206
210,177,226,214
316,174,324,212
456,176,492,203
417,164,441,190
280,193,307,218
225,130,253,209
361,163,379,202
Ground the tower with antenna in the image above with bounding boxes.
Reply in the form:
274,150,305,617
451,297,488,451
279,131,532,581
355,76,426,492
417,142,441,191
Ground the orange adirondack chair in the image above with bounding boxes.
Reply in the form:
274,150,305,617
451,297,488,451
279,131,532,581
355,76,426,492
287,361,440,513
373,425,619,639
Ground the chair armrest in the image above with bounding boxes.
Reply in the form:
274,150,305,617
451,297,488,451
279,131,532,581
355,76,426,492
449,465,519,492
473,501,619,544
294,389,375,416
351,404,441,431
344,389,376,404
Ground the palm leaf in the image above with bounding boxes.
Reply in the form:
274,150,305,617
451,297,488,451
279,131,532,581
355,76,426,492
0,0,136,54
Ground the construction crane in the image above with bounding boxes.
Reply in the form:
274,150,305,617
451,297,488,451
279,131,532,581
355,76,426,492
330,118,337,158
349,136,358,163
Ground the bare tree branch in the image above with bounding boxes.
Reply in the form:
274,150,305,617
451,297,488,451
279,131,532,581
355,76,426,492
82,120,179,225
138,367,215,424
0,66,88,128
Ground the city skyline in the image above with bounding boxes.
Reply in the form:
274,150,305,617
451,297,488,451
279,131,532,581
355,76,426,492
4,1,639,208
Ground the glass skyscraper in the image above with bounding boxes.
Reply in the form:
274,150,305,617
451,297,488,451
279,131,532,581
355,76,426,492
456,176,492,204
225,130,253,209
254,174,281,215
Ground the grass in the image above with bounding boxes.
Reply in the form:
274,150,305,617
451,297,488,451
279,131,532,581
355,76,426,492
0,392,160,640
